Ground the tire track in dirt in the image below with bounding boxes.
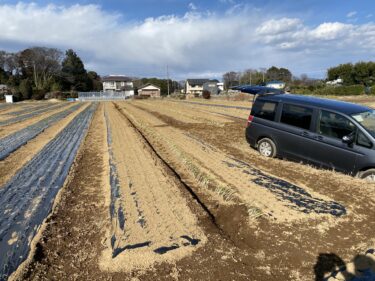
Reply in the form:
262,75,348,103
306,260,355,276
0,103,83,160
116,102,346,223
0,103,96,280
100,103,206,272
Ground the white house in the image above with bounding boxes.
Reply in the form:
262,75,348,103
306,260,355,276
102,75,134,97
217,82,224,91
138,84,161,98
185,79,209,95
326,78,343,86
185,79,221,95
266,80,286,89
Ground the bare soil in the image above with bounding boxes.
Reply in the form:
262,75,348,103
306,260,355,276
0,103,89,187
7,96,375,281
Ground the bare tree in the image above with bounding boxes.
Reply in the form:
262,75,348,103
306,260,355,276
18,47,63,89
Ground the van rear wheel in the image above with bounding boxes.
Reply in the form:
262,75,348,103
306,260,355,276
359,169,375,182
257,138,277,158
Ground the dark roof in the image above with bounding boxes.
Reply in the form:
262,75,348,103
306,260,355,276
139,83,161,90
187,79,210,86
261,94,370,115
102,76,132,82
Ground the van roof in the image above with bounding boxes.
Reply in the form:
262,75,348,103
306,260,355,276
259,94,370,115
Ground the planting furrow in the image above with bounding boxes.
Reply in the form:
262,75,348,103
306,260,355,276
3,104,51,116
0,103,83,160
175,100,251,110
0,103,70,127
100,103,205,272
117,103,346,222
0,103,96,280
0,104,12,111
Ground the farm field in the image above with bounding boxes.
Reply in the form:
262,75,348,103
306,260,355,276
1,97,375,280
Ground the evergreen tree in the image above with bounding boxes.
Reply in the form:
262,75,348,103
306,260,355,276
61,49,89,91
19,79,33,100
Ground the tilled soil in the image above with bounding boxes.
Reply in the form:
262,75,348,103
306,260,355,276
0,102,78,139
15,103,258,281
6,98,375,281
0,104,96,280
0,103,89,187
113,100,375,280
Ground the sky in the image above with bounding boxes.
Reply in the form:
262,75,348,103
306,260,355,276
0,0,374,80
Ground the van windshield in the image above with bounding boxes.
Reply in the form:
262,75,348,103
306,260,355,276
351,110,375,137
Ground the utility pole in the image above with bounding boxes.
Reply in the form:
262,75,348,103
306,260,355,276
249,72,252,85
167,65,170,97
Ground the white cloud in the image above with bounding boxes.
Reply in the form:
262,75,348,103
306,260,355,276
256,18,303,35
188,2,197,10
0,3,374,79
347,11,357,18
310,22,351,40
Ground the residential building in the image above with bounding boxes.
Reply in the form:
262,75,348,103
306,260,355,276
326,78,343,86
203,81,220,95
102,75,134,96
217,82,224,91
185,79,220,95
266,80,286,89
138,84,161,98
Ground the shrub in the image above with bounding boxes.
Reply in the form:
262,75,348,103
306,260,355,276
314,85,364,96
32,89,46,100
202,90,211,99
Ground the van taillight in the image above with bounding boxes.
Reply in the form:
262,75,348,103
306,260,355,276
247,115,254,126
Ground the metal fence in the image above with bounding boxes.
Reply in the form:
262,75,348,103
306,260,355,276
78,91,134,101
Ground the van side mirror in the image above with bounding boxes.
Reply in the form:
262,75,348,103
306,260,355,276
342,134,355,144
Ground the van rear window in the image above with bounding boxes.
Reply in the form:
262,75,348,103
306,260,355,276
251,101,277,121
281,104,313,130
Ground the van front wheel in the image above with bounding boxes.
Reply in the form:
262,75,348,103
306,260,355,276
257,138,277,158
359,169,375,182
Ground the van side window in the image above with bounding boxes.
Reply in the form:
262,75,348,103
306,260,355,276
251,101,277,121
357,131,373,148
318,110,356,139
280,104,313,130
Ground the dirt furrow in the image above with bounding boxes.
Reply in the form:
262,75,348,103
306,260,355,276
100,102,206,272
117,102,344,223
115,99,375,280
0,102,71,127
17,102,255,281
0,103,96,280
0,102,80,139
0,103,90,187
0,103,83,160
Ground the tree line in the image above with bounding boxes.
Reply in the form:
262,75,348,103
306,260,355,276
222,66,292,89
327,62,375,86
223,61,375,91
0,47,102,100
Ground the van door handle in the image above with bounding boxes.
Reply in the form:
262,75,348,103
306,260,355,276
314,135,323,141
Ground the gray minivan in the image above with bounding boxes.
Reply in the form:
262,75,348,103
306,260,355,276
243,88,375,181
